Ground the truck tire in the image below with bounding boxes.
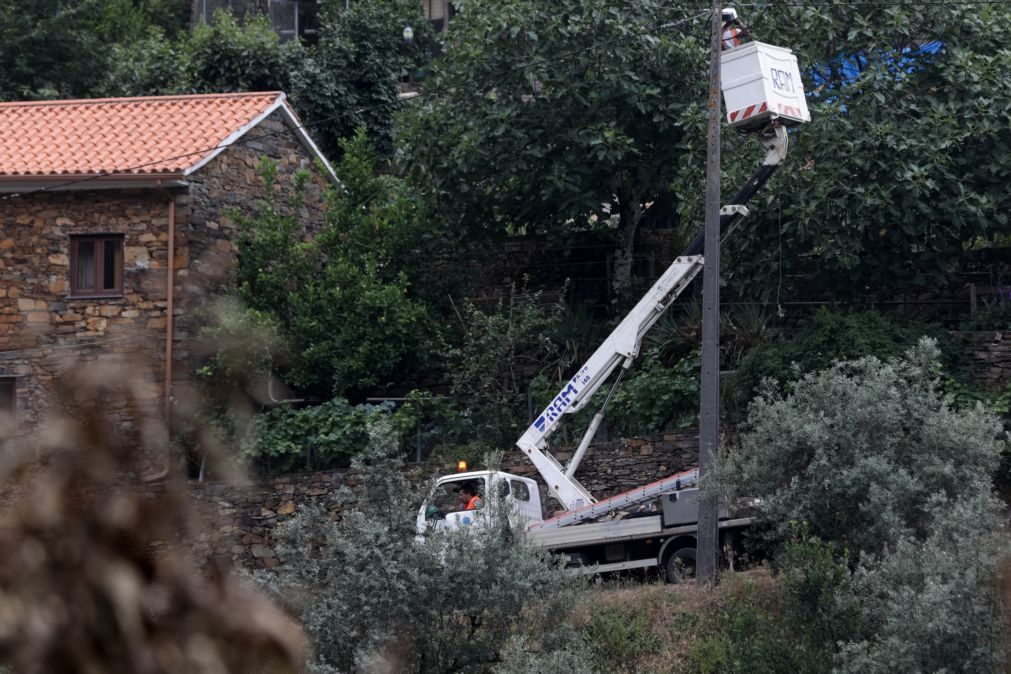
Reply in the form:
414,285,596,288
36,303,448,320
664,546,697,584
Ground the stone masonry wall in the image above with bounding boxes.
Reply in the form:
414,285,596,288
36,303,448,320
963,330,1011,391
0,189,174,428
188,432,700,571
169,109,329,401
0,108,331,431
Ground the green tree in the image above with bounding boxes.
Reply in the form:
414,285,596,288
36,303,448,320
728,309,958,414
716,339,1009,672
186,10,293,93
286,0,438,158
399,0,708,308
440,284,566,448
720,3,1011,297
235,132,433,400
0,0,188,99
717,338,1003,558
834,492,1007,674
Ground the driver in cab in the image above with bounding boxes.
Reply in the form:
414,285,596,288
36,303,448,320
455,482,483,511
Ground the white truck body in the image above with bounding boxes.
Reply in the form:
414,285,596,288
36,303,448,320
417,469,754,577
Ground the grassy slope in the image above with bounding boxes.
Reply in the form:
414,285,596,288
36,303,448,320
568,569,825,674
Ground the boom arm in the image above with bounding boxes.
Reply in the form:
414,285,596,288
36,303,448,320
517,126,790,513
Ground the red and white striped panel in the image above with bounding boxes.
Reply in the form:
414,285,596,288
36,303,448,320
729,101,768,123
777,103,802,118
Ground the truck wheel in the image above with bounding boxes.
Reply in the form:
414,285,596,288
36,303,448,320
665,547,697,584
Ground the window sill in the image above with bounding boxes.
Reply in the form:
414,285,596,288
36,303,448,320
65,294,124,301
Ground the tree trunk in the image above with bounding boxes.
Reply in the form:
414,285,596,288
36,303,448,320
611,195,643,313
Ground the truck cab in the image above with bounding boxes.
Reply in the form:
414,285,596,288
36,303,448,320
416,470,543,534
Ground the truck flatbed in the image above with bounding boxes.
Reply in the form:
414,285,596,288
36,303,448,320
526,515,754,551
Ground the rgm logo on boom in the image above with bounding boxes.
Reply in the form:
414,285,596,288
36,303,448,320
533,370,591,433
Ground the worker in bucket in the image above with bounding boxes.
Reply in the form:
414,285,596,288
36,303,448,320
721,8,746,50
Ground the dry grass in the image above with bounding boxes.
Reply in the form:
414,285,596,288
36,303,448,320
568,569,784,674
0,358,305,674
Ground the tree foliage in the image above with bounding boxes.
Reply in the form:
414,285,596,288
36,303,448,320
399,0,709,306
286,0,438,157
834,492,1007,673
719,338,1002,557
720,3,1011,296
716,339,1009,672
235,131,432,400
729,309,958,412
0,0,188,100
10,1,435,160
440,285,566,448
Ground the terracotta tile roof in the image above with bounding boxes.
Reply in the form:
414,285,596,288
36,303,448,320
0,92,287,178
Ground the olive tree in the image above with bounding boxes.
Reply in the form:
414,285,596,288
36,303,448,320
718,338,1002,557
716,338,1009,672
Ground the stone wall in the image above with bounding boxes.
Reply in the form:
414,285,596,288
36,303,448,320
0,189,174,427
963,331,1011,391
188,432,700,571
0,108,331,431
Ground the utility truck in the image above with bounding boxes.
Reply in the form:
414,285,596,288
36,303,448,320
416,16,810,581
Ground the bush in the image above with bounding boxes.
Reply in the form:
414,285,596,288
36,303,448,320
240,398,412,474
234,136,433,400
717,338,1009,672
604,351,700,435
729,309,958,414
582,604,660,672
959,302,1011,331
717,338,1003,558
440,284,566,448
690,574,826,674
834,493,1008,673
255,419,585,673
186,10,292,92
778,525,857,652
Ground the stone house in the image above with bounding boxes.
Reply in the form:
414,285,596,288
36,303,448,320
0,91,336,432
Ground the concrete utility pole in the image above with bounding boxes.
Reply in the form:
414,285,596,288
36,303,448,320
696,0,722,586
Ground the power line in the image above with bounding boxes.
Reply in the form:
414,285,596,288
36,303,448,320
0,10,710,202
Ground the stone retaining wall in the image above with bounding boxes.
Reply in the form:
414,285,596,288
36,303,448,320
188,432,700,571
963,331,1011,391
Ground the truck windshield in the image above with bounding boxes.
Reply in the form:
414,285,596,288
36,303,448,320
430,480,484,515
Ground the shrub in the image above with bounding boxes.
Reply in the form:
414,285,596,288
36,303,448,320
440,284,566,448
778,525,857,651
716,338,1003,559
582,604,661,672
717,338,1009,672
959,302,1011,331
186,10,292,92
834,492,1008,673
604,351,700,435
690,574,826,674
234,137,433,400
728,309,959,414
255,419,584,673
240,398,412,474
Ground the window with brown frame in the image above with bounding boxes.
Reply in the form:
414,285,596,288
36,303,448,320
0,378,15,420
70,235,123,296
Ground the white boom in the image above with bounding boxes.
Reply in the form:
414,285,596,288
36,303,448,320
516,126,790,519
515,256,704,509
